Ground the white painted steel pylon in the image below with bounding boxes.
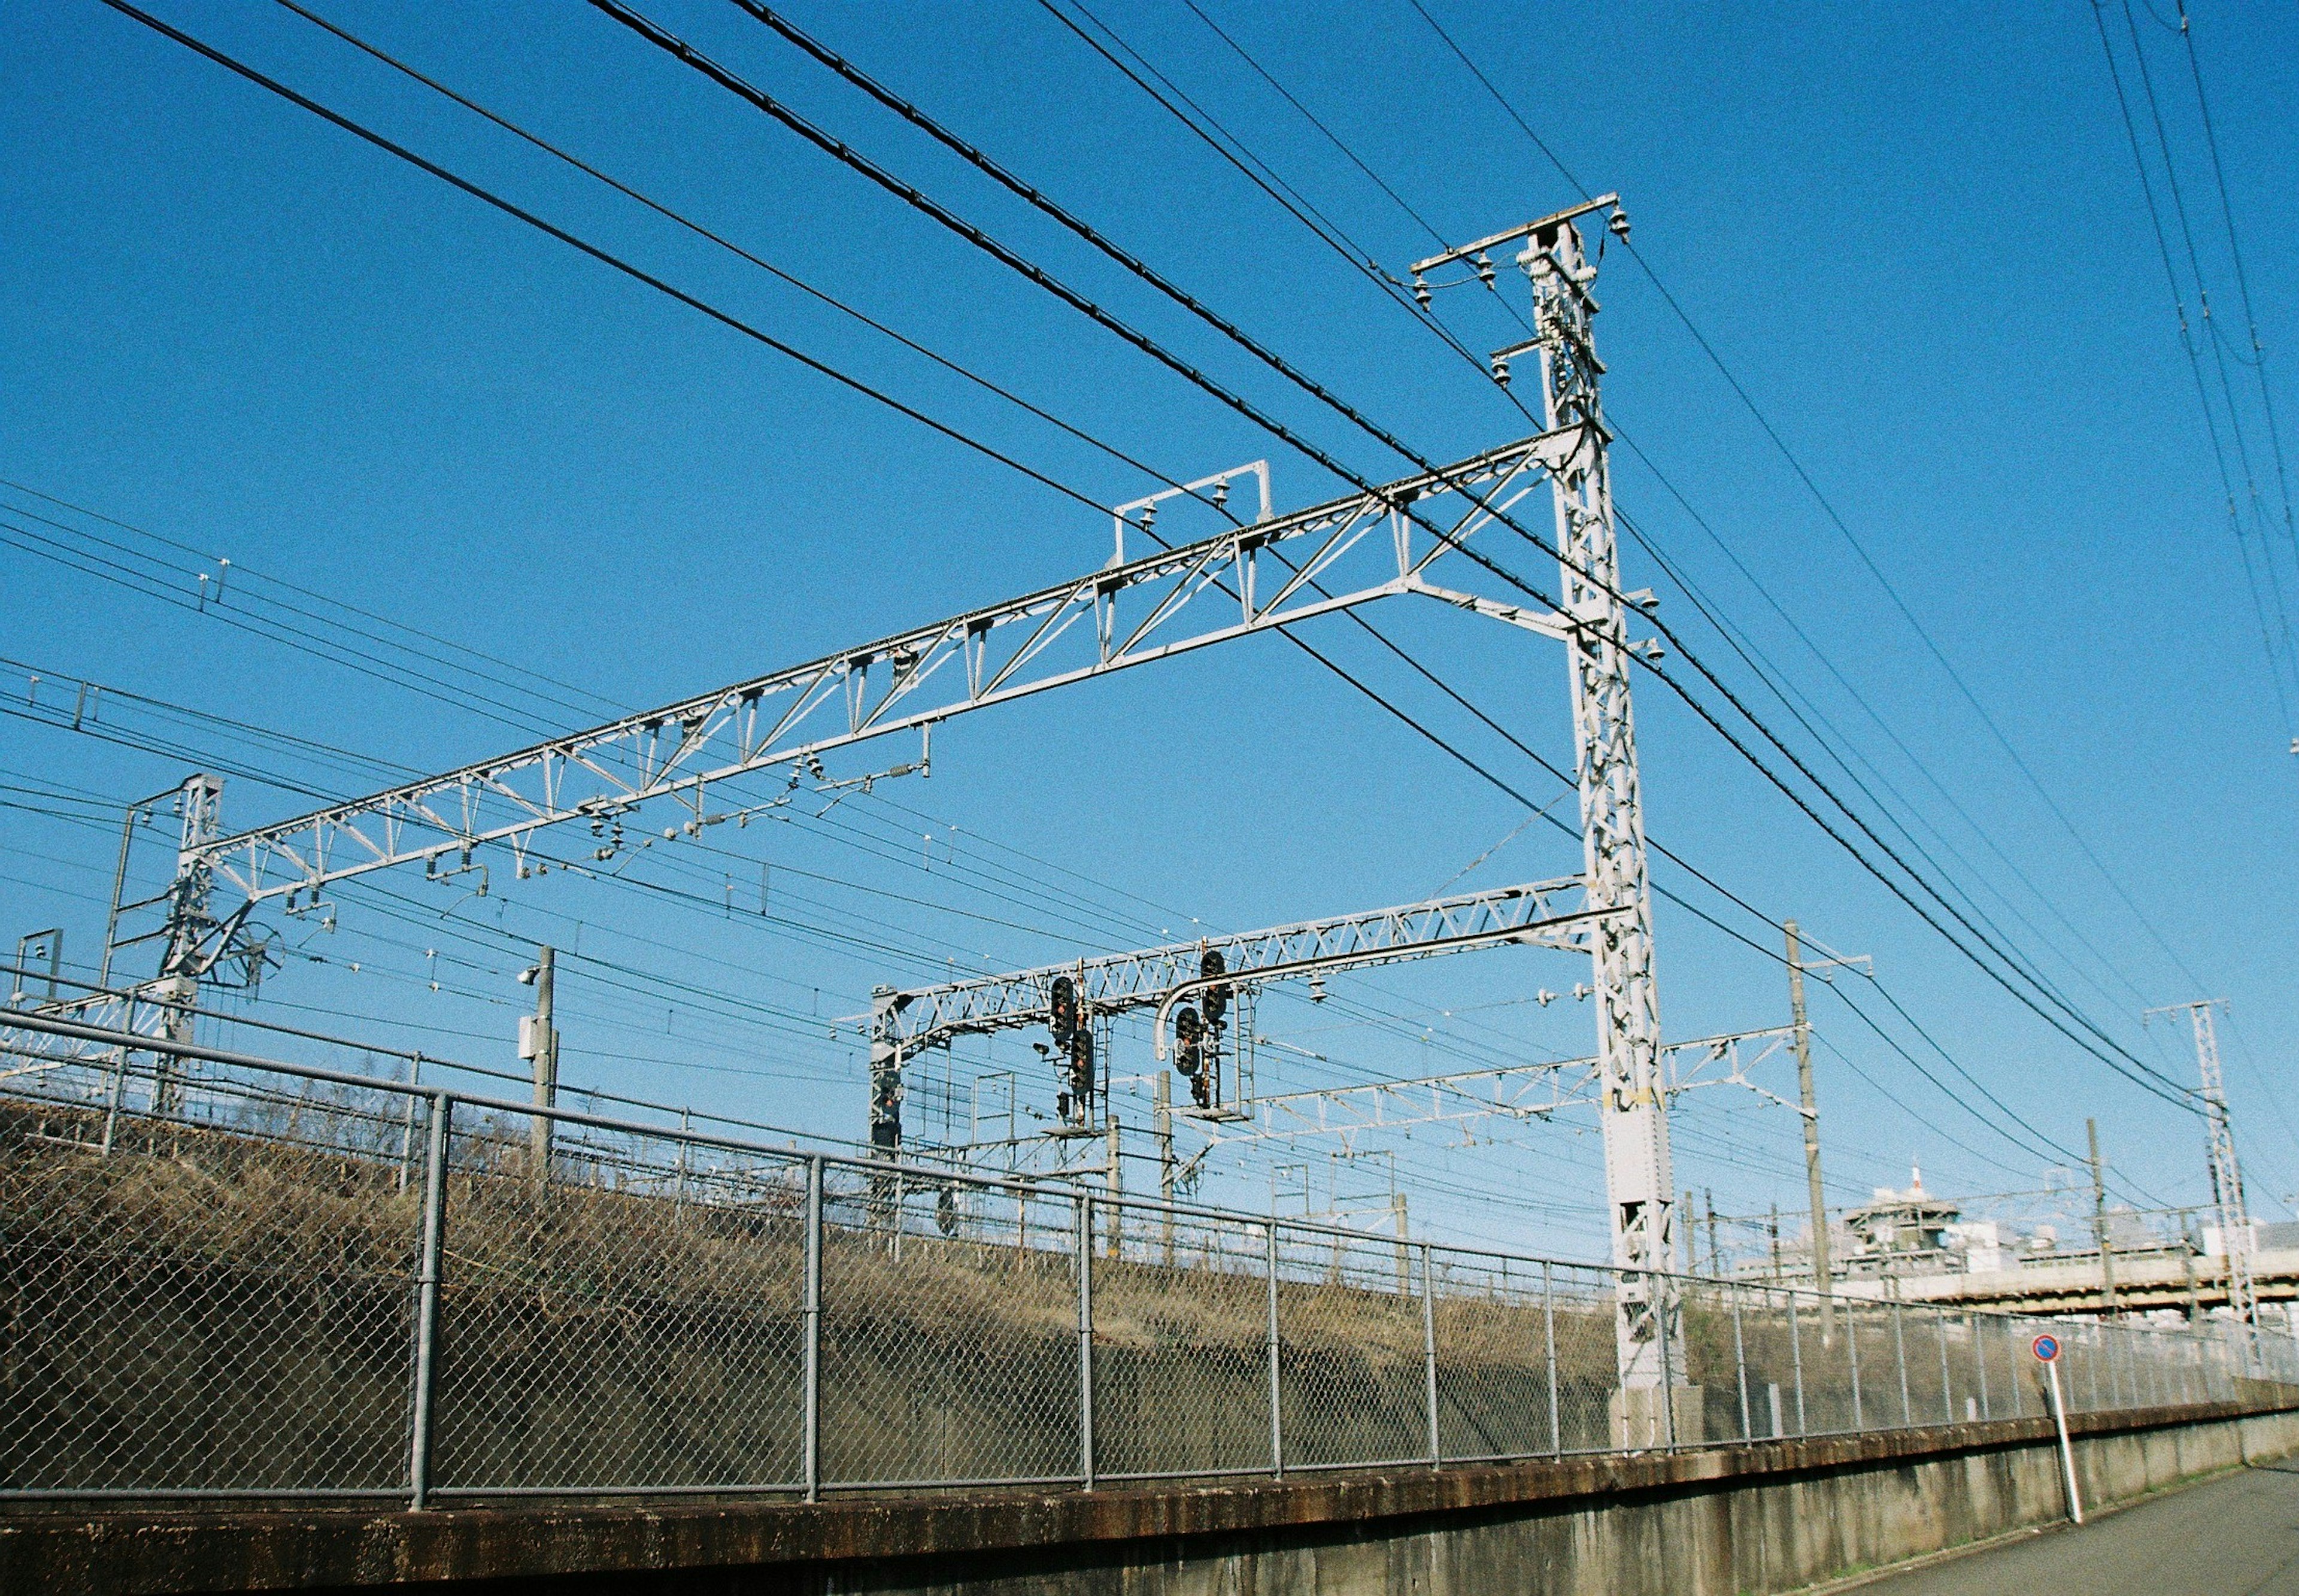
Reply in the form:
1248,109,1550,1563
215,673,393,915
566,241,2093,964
153,773,224,1115
1527,218,1683,1397
2152,999,2256,1334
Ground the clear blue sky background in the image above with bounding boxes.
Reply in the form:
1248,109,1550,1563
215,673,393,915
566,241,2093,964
2,0,2295,1259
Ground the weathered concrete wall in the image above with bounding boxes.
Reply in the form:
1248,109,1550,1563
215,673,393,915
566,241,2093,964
5,1400,2294,1594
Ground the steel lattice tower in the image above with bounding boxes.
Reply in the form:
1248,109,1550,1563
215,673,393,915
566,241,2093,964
2149,998,2256,1346
2183,1000,2254,1329
1527,219,1684,1405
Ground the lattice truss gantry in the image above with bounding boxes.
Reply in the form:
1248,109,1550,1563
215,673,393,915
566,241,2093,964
867,875,1615,1151
190,430,1585,908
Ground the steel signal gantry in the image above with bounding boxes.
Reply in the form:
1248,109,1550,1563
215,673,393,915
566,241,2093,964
865,875,1609,1154
181,432,1578,909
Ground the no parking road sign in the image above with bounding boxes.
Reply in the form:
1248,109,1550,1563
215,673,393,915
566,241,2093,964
2031,1333,2082,1523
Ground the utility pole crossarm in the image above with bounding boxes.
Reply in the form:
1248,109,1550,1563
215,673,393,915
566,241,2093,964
876,874,1596,1051
195,432,1580,906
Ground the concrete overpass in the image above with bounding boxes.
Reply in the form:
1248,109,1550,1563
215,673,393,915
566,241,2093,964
1833,1248,2299,1317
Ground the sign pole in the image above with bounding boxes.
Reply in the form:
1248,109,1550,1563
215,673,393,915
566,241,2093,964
2035,1333,2082,1524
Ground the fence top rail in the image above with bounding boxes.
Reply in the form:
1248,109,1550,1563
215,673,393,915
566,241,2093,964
1,988,875,1155
0,1008,2269,1342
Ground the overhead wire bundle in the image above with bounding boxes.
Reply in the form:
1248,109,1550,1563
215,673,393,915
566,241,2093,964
10,0,2258,1220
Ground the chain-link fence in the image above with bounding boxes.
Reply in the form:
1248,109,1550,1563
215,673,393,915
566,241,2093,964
4,1021,2294,1505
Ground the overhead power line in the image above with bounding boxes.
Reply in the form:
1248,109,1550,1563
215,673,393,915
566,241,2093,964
2091,0,2299,742
83,0,2176,1170
1406,0,2233,1001
630,0,2197,1108
94,0,1117,522
1099,0,2189,1064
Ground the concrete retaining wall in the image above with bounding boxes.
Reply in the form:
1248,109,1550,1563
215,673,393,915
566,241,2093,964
5,1400,2294,1594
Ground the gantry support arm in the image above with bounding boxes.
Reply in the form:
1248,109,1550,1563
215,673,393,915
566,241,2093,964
193,431,1585,905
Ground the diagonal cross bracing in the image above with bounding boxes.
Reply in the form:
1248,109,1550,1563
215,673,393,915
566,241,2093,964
195,432,1583,905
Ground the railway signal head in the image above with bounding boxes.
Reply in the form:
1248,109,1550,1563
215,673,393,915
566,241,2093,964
1048,974,1079,1048
1199,949,1230,1029
1174,1005,1210,1108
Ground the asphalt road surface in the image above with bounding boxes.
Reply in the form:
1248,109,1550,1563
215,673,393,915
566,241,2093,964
1856,1461,2299,1594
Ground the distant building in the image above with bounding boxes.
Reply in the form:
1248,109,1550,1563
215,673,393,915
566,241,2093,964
1841,1164,1962,1280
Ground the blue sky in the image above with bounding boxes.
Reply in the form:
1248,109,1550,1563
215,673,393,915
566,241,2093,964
3,0,2295,1259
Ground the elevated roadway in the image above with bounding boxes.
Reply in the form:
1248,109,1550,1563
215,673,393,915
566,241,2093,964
1833,1247,2299,1316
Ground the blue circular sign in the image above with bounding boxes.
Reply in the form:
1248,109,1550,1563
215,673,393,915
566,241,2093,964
2031,1333,2061,1363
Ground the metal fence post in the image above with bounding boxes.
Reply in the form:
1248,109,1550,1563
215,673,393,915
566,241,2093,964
1544,1261,1561,1456
1654,1267,1678,1450
1847,1297,1864,1430
1936,1309,1954,1425
2006,1318,2025,1417
1076,1194,1096,1490
406,1091,451,1510
802,1155,823,1502
1731,1282,1751,1441
1788,1289,1807,1436
1892,1299,1912,1427
1973,1312,1991,1420
1421,1244,1440,1467
1266,1221,1284,1478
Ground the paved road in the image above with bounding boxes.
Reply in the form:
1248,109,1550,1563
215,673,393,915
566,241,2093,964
1857,1461,2299,1594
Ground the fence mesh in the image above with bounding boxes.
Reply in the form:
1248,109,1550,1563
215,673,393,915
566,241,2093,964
432,1116,806,1493
1096,1206,1273,1479
817,1167,1079,1486
1430,1253,1555,1463
2,1039,2291,1504
1,1064,420,1493
1549,1265,1622,1452
1275,1224,1428,1468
